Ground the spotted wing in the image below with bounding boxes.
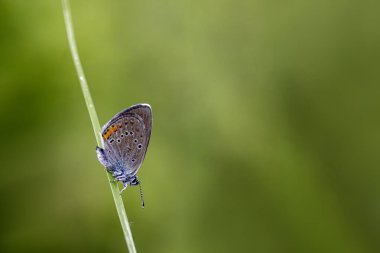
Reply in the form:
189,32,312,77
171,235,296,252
100,104,152,176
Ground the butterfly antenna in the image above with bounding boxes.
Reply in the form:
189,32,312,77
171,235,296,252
139,182,145,208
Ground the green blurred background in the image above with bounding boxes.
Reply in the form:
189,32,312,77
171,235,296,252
1,0,379,252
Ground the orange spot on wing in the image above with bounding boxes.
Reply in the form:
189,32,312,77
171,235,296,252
103,125,120,140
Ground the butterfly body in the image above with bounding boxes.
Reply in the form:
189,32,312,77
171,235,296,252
96,104,152,205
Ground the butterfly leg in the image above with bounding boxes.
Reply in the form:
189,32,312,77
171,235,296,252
96,146,112,168
110,173,125,183
120,181,128,195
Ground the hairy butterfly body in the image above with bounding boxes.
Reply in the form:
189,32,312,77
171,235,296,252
96,104,152,207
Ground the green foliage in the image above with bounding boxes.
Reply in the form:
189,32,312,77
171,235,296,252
0,0,379,252
62,0,136,252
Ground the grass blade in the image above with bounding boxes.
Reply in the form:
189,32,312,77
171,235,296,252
61,1,137,252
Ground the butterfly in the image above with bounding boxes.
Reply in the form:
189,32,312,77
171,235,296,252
96,104,152,208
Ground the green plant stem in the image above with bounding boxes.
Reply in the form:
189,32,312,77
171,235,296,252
62,1,137,252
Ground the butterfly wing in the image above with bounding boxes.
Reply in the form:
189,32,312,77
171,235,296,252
101,104,152,176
